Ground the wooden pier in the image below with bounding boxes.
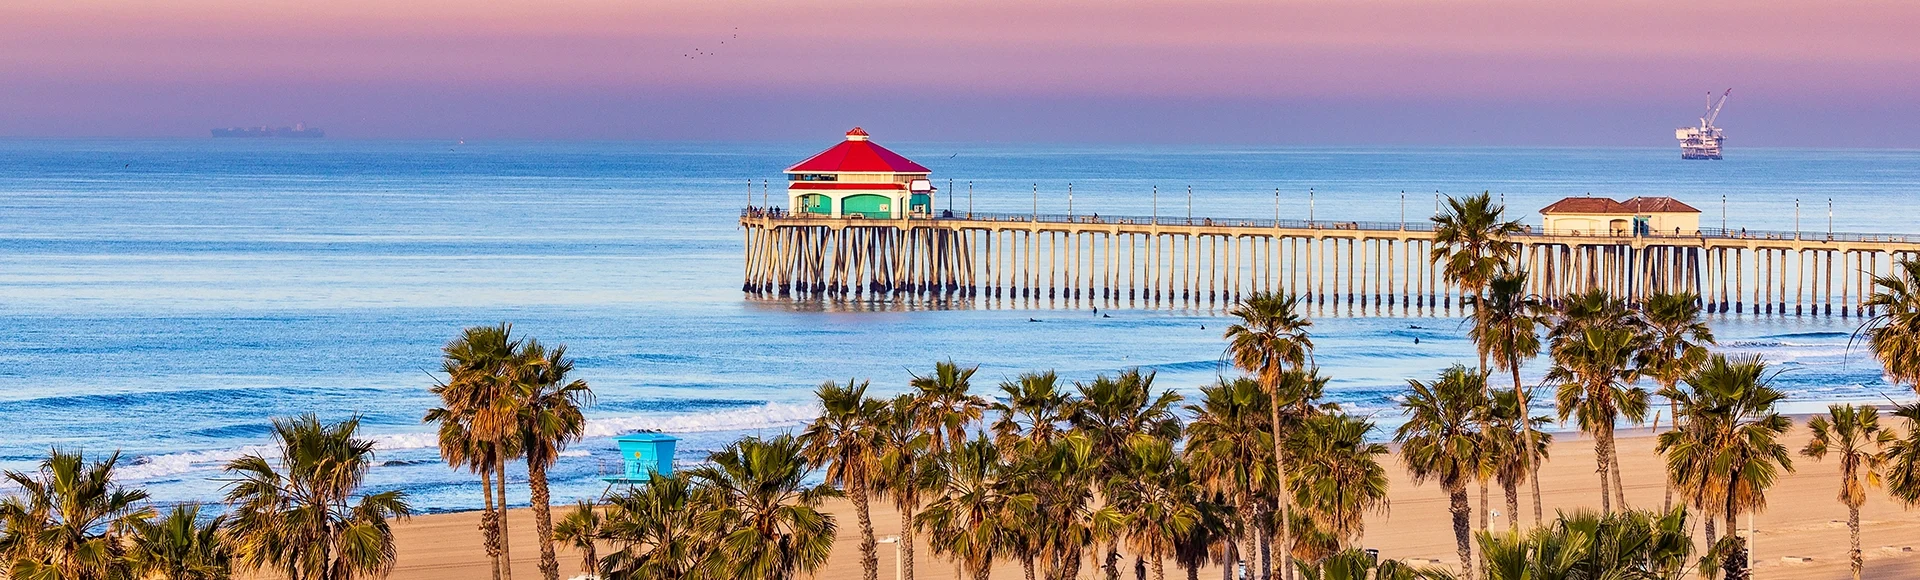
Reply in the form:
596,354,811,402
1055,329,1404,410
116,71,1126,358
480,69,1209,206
740,208,1920,316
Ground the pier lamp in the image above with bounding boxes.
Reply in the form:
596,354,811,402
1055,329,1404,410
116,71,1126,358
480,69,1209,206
968,181,973,217
1794,198,1801,240
1152,186,1158,224
1068,183,1074,219
1828,198,1833,236
1308,187,1315,223
877,535,903,580
1187,185,1193,223
1032,183,1038,221
1400,191,1406,230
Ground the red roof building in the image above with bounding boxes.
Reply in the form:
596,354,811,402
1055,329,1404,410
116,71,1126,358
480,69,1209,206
785,128,934,219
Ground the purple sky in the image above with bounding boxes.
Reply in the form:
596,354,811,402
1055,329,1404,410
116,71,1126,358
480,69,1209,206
4,1,1917,145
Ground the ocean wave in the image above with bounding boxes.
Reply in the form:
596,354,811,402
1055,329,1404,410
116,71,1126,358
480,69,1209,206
104,402,820,482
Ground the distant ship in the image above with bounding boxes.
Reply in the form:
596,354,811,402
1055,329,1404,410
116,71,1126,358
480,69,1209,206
1675,89,1729,160
211,123,324,138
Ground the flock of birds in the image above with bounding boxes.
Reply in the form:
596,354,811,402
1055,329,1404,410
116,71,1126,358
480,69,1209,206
683,28,740,60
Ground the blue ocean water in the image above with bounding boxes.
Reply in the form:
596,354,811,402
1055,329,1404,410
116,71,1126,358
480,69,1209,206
1,139,1916,511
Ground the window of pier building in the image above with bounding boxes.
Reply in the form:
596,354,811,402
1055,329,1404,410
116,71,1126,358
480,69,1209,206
790,174,839,182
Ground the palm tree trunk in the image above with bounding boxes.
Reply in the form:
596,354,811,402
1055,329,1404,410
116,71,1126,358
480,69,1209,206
482,468,503,580
1594,424,1613,514
853,477,878,580
1257,512,1272,580
1664,397,1680,512
530,462,559,580
1152,551,1166,580
1104,543,1121,580
1726,495,1746,580
1847,502,1862,580
1703,512,1716,550
1611,451,1628,511
1478,481,1489,532
901,505,917,580
1513,366,1542,525
1448,482,1475,580
1270,394,1292,580
1022,555,1036,580
1503,479,1519,532
497,453,515,580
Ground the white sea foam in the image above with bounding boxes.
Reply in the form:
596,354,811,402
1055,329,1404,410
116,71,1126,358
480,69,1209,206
108,402,821,482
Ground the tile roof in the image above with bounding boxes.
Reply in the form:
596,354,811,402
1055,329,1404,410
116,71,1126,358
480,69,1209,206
1621,196,1701,213
1540,197,1632,214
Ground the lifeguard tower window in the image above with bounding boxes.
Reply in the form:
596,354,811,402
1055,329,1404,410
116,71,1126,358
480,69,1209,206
791,174,839,182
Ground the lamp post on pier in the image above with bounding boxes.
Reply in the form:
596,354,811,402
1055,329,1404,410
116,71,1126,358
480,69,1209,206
1828,198,1833,237
1722,195,1727,232
1794,199,1801,240
1308,187,1315,223
1400,190,1406,230
1186,185,1193,224
1068,183,1074,220
1032,183,1038,222
1152,186,1158,224
967,181,973,217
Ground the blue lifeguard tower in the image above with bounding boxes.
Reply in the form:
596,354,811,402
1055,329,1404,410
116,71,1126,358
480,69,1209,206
604,432,678,485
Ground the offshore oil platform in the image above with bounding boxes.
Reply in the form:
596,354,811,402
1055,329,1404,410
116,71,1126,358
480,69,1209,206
1676,89,1730,159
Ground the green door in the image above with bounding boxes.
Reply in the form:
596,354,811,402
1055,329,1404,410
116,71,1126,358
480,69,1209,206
841,194,893,218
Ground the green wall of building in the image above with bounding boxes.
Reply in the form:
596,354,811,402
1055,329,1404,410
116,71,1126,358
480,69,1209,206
841,194,893,218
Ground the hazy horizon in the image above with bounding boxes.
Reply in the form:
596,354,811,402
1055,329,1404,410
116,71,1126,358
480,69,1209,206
6,1,1917,146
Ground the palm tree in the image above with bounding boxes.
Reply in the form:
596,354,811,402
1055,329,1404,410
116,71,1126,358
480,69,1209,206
873,394,937,580
1396,365,1488,580
1859,258,1920,392
910,361,988,454
1430,191,1524,373
799,379,889,580
918,436,1034,580
1070,368,1183,580
0,449,153,580
1224,291,1313,580
516,340,594,580
1483,389,1550,532
1548,326,1647,513
1472,508,1693,580
1405,366,1489,580
1015,433,1100,580
1286,413,1388,551
1183,378,1276,580
1802,404,1892,580
421,405,513,580
429,322,526,580
1658,354,1793,578
1471,269,1548,522
689,433,837,580
1098,436,1203,580
223,414,412,580
599,472,703,580
552,500,601,578
991,371,1073,447
1884,402,1920,509
128,505,231,580
1637,292,1715,511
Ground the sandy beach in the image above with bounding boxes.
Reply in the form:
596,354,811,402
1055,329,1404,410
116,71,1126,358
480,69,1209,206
381,422,1920,580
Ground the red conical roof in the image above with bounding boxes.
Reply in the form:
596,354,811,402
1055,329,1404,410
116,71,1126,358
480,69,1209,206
786,128,931,173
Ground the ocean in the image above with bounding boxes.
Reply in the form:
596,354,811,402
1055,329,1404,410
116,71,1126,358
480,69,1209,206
1,139,1916,512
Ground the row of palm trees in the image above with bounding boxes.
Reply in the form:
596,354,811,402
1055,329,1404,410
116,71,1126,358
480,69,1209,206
0,415,411,580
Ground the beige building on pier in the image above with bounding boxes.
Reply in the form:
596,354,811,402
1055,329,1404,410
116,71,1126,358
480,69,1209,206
1540,196,1701,236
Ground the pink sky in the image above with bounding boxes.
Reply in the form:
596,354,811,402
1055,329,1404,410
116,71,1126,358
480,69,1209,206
4,0,1917,143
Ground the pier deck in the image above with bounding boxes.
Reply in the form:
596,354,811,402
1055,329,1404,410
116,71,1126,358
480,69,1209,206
741,208,1920,316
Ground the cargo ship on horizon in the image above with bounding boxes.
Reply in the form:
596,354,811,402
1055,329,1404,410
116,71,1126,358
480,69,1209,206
211,123,324,138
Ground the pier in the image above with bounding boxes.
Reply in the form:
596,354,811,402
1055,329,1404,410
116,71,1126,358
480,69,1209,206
739,208,1920,316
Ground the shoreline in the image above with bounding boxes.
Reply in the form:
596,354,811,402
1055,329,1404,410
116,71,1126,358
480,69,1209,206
375,418,1920,580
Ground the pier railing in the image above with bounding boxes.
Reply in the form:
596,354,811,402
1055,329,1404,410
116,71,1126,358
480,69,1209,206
742,207,1919,244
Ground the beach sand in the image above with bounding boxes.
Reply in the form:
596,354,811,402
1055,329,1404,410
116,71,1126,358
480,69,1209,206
381,423,1920,580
